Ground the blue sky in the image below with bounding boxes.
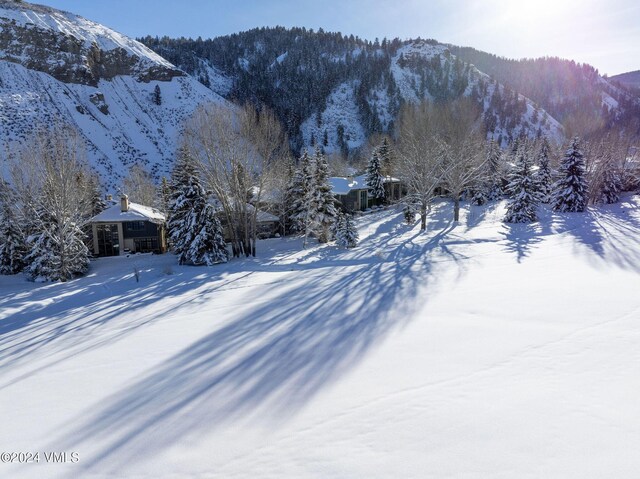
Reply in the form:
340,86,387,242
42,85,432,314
42,0,640,75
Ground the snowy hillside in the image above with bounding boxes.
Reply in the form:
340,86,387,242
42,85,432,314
390,41,565,144
300,81,367,154
0,0,227,187
1,195,640,478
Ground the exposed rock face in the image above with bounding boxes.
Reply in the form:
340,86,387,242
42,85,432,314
0,0,184,85
0,0,228,189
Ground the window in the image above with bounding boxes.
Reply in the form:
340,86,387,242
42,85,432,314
134,237,158,253
126,221,145,231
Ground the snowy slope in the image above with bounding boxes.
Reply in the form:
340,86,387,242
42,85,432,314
300,81,367,154
391,41,565,144
0,0,228,187
1,195,640,478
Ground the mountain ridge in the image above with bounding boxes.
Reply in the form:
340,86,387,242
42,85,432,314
0,0,228,188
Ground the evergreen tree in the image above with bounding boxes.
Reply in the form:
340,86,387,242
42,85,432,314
486,139,504,200
153,84,162,106
377,137,393,176
552,138,588,212
365,149,386,205
335,213,359,248
25,206,90,282
23,127,93,282
188,202,229,265
599,167,621,204
536,138,553,203
504,147,540,223
167,152,228,265
403,202,416,225
88,175,107,217
158,176,171,216
0,181,27,275
289,150,314,237
470,186,487,206
312,149,338,242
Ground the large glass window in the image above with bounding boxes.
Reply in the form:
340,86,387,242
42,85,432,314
96,224,119,257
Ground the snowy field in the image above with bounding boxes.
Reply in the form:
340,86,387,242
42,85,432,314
1,196,640,479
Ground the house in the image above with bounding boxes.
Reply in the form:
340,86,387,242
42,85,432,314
89,195,167,256
330,174,404,212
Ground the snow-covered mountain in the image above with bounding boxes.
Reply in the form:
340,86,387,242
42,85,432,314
144,29,640,154
0,0,227,187
143,31,570,153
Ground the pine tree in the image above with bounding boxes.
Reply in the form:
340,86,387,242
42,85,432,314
377,137,393,176
289,150,314,236
26,206,90,282
552,138,588,212
600,167,621,204
312,149,338,242
470,187,487,206
167,152,228,265
486,139,504,200
335,213,359,248
504,147,540,223
366,149,386,205
0,181,27,275
23,127,93,282
88,175,107,217
153,84,162,106
536,138,553,203
403,202,416,225
188,202,229,265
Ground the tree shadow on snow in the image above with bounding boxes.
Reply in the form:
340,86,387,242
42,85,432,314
51,217,470,475
500,222,544,263
0,258,256,390
554,199,640,271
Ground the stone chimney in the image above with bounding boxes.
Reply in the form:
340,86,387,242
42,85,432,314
120,194,129,212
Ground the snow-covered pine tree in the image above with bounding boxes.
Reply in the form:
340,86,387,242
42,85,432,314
312,149,338,242
504,147,540,223
188,202,229,265
366,149,386,205
167,152,228,265
0,181,27,275
88,175,107,217
25,206,90,282
470,185,487,205
335,213,359,248
552,137,588,212
486,139,504,200
536,138,553,203
377,137,393,177
403,202,416,225
290,150,315,241
599,166,621,204
24,126,92,282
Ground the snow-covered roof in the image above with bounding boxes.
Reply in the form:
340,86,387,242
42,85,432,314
257,211,279,223
90,202,165,224
330,174,401,195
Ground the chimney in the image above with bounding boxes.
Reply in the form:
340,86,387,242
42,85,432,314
121,194,129,212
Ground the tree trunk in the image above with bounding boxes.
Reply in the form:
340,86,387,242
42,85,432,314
454,196,460,222
420,202,427,230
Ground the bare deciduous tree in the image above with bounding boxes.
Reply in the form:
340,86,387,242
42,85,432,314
183,102,288,257
396,102,449,231
122,163,157,207
12,124,94,281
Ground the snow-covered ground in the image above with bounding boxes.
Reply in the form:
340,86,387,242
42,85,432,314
1,196,640,478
